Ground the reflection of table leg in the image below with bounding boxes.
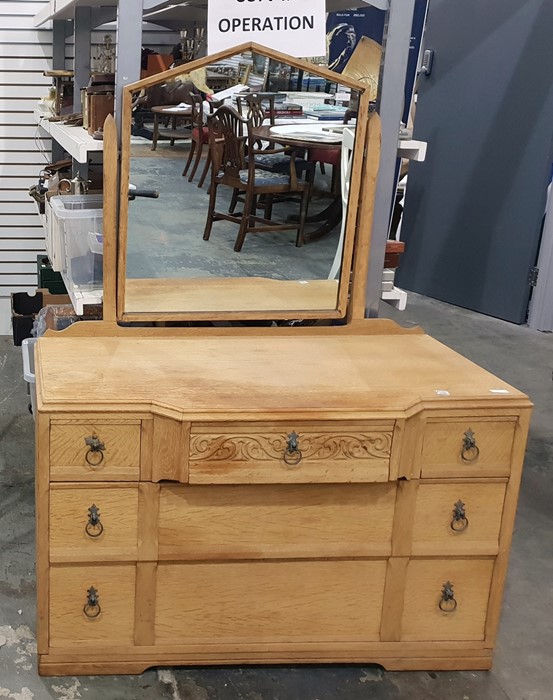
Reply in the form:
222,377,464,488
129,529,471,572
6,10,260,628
303,197,342,242
289,197,342,242
151,114,159,151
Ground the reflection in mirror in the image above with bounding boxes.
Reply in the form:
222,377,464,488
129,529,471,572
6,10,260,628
125,51,360,316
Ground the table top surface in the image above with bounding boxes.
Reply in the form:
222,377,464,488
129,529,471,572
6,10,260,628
152,104,192,114
35,330,529,417
252,124,346,150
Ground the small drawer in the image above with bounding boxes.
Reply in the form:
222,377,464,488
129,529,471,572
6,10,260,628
158,483,396,560
189,422,394,484
411,482,506,556
420,419,516,478
401,558,495,641
49,485,139,563
49,422,141,481
49,564,136,647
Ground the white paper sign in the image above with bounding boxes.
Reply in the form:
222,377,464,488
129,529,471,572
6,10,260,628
208,0,327,58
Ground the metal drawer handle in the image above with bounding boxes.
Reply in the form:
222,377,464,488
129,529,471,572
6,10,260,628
85,504,104,538
83,586,101,619
439,581,457,613
461,428,480,462
84,434,105,467
451,499,469,532
283,431,302,466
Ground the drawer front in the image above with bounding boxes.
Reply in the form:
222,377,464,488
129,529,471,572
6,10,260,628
49,486,139,562
401,559,495,641
189,423,393,484
421,419,516,478
155,560,387,644
49,564,136,647
158,483,396,560
411,483,506,556
50,422,141,481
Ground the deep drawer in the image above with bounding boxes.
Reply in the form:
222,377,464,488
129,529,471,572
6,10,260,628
49,485,139,562
158,482,396,560
401,558,495,641
155,559,387,645
420,419,516,478
49,421,141,481
411,482,506,556
49,564,136,648
188,422,394,484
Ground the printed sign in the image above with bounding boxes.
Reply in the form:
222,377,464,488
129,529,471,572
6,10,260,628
208,0,327,58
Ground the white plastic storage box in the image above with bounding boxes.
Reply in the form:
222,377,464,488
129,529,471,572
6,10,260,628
50,195,104,297
22,337,38,420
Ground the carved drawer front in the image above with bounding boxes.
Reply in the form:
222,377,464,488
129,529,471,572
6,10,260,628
420,419,516,478
158,483,396,560
49,421,141,481
49,564,136,648
49,485,139,563
400,558,495,641
411,482,507,556
189,422,394,484
155,560,387,645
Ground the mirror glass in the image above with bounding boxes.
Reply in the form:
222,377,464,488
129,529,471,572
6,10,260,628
123,50,360,317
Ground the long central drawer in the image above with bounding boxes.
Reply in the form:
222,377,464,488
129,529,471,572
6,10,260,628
188,422,395,483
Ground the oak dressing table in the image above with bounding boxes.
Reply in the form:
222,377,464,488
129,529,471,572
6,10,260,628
34,44,531,676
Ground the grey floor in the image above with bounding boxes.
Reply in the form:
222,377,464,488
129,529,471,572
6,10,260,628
127,143,339,281
1,293,552,699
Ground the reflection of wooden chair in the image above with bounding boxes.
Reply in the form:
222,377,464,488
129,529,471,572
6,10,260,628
197,98,224,189
202,106,310,252
182,94,208,182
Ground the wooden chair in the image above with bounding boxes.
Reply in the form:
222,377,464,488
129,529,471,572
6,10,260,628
181,94,208,182
196,97,224,189
202,105,311,252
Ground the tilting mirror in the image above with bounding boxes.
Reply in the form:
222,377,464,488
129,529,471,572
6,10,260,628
117,44,371,321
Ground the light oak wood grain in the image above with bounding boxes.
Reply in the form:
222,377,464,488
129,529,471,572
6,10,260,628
50,423,141,481
155,560,387,644
411,482,506,556
401,558,495,642
421,418,516,478
50,485,139,562
49,564,136,647
158,483,396,560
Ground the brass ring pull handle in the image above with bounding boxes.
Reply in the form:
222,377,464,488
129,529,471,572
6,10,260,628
83,586,101,619
439,581,457,613
84,434,105,467
451,499,469,532
85,504,104,538
461,429,480,462
283,431,302,466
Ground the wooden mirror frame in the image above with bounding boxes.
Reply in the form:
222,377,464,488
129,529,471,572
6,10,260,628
109,42,379,324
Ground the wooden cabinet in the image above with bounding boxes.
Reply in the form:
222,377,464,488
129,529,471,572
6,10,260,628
34,331,531,676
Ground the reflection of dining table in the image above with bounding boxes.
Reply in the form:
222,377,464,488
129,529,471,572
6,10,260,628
151,105,192,150
250,123,347,243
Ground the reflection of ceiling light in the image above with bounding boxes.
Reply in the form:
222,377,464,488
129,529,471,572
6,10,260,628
143,2,190,18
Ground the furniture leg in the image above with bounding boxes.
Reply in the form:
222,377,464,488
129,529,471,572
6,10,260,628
151,114,159,151
296,187,310,247
202,182,219,241
182,140,196,177
188,140,204,182
264,194,274,221
198,151,211,189
229,188,240,214
234,187,255,252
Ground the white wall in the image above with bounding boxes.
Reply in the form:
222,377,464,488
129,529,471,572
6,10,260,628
0,4,179,335
0,1,51,335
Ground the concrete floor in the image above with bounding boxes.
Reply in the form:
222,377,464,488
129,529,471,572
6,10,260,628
0,292,552,699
